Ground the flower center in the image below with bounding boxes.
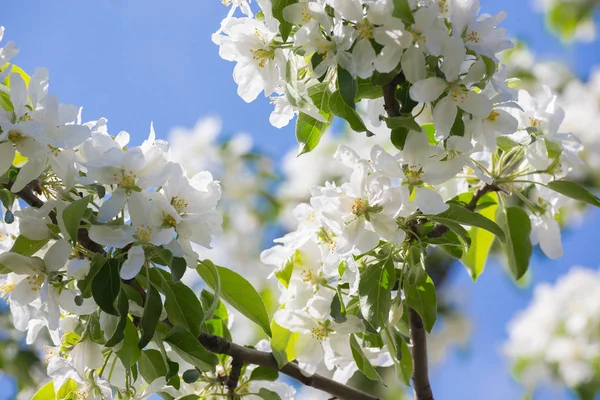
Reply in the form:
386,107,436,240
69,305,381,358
466,30,480,43
300,6,312,24
487,110,500,122
170,196,188,213
162,212,177,228
438,0,449,14
356,21,373,39
0,281,15,300
352,197,369,216
251,48,275,68
135,224,153,242
529,117,542,128
113,169,137,189
8,129,25,143
310,321,332,341
25,275,44,291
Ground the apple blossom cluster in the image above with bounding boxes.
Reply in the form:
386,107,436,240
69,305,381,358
505,266,600,393
0,29,299,399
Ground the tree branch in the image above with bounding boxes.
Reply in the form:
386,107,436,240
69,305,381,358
382,73,406,118
5,182,380,400
409,308,433,400
226,358,244,399
199,333,380,400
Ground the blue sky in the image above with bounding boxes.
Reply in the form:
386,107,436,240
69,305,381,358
2,1,600,399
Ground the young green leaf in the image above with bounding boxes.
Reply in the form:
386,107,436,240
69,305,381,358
9,235,49,256
164,327,219,372
384,328,413,386
270,319,300,369
547,180,600,208
92,259,121,316
272,0,298,42
31,381,55,400
329,90,371,135
461,193,499,281
359,256,396,329
337,66,358,108
426,204,506,243
295,112,330,156
138,283,163,349
404,275,437,333
258,388,283,400
77,254,106,298
249,366,279,382
197,263,271,337
170,256,187,283
105,289,129,347
116,319,142,368
138,349,168,383
151,268,204,337
197,260,221,323
62,195,91,243
385,115,422,132
496,205,532,280
350,334,383,382
393,0,415,23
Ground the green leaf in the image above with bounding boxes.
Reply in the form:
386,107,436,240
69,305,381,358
163,327,218,372
385,115,422,132
359,255,395,329
258,388,283,400
78,254,106,298
272,0,298,42
0,91,13,112
151,268,204,337
249,366,279,382
116,319,142,368
337,66,357,108
392,0,414,23
421,123,437,144
396,82,418,114
329,90,371,135
496,205,532,280
274,251,295,288
138,283,163,349
356,78,383,100
62,195,91,243
197,263,271,337
270,319,300,369
170,257,187,283
461,193,499,281
92,259,121,316
426,204,506,243
138,349,168,383
391,127,409,150
197,260,221,324
296,113,329,156
105,289,129,347
404,275,437,333
32,381,55,400
384,328,413,386
350,334,383,382
9,235,49,256
546,180,600,208
330,291,347,323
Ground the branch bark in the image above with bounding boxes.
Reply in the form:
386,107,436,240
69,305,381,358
5,182,380,400
199,333,380,400
382,72,406,118
409,308,433,400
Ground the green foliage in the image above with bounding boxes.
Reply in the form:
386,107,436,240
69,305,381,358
461,193,499,281
547,180,600,208
62,195,91,243
105,289,129,347
272,0,298,42
338,66,358,108
197,263,272,337
350,334,383,382
359,253,396,329
329,90,371,135
249,366,279,382
270,319,300,369
258,388,283,400
164,327,219,372
197,260,221,323
139,349,168,384
392,0,414,23
116,319,142,367
496,205,532,280
404,275,437,333
295,83,333,155
138,283,163,349
92,259,121,316
151,268,204,337
427,204,506,243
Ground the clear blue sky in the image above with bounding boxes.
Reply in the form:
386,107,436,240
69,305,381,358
2,1,600,399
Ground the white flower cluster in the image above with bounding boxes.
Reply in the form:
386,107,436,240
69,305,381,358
505,267,600,390
0,28,294,399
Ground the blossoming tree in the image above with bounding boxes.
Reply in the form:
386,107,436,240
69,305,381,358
1,0,600,399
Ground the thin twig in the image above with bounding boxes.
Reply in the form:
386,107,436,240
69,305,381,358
226,358,244,399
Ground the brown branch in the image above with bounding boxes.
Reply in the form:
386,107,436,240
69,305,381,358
199,333,380,400
226,358,243,399
409,309,433,400
382,73,406,118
